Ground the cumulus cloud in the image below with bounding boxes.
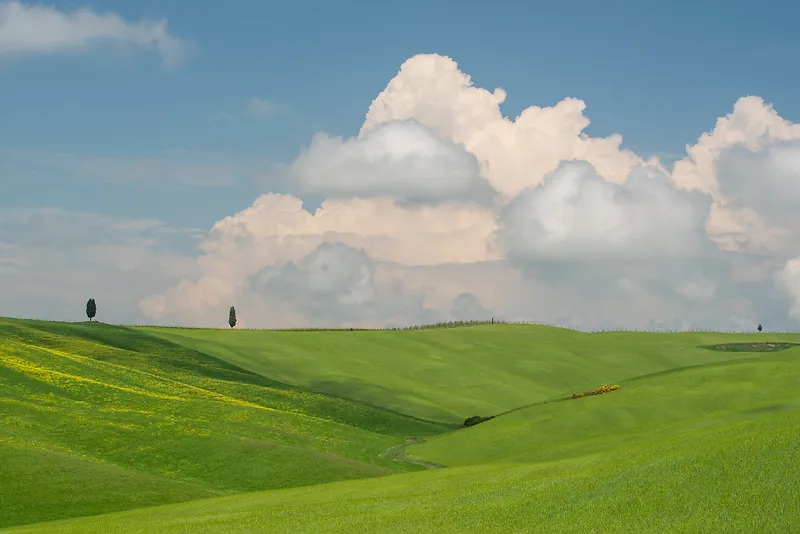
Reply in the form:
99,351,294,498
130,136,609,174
130,53,800,330
671,97,800,255
244,243,438,328
711,140,800,255
201,193,498,267
141,242,446,329
0,1,186,67
497,159,722,326
501,161,712,262
672,96,800,198
138,193,499,326
277,120,496,205
361,54,656,199
494,159,797,329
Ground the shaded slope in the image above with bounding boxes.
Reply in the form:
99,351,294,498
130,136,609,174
0,319,450,528
140,325,800,423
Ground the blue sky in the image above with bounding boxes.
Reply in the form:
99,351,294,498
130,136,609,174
4,0,800,227
2,0,800,329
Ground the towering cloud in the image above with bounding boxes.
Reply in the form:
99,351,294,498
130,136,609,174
137,54,800,330
361,54,651,199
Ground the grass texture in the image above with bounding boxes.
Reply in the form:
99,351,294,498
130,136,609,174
0,319,448,528
1,318,798,532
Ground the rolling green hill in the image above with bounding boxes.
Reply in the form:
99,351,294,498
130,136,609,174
140,325,800,423
3,318,799,532
409,348,800,466
0,318,450,529
8,390,799,532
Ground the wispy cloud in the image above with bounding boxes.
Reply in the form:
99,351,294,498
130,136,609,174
0,1,187,67
1,148,261,188
0,207,200,324
246,97,285,117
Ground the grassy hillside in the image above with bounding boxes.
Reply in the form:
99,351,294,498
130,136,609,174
4,318,799,532
140,325,800,423
0,318,450,529
9,398,799,532
409,348,800,466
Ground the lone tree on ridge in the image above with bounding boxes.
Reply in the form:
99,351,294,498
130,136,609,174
86,298,97,322
757,323,763,332
228,306,237,328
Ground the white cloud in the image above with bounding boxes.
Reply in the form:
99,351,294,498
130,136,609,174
201,193,499,268
496,159,732,328
138,193,500,326
0,1,186,67
672,96,800,198
671,96,800,255
20,52,782,330
279,120,496,204
501,161,712,262
243,243,438,328
710,140,800,255
360,54,658,199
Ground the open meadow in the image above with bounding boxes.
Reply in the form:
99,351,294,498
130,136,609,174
1,318,799,532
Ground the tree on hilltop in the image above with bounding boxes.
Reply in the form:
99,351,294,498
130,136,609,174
229,306,237,328
86,298,97,322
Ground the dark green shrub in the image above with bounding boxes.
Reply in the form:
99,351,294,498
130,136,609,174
463,415,494,427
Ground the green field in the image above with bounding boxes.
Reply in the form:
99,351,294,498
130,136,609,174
0,319,449,528
2,318,799,532
139,325,796,423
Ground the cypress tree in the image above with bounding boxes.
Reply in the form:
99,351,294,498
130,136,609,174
86,298,97,322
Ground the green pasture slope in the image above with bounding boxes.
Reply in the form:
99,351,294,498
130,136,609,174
3,319,800,532
0,318,450,529
141,324,800,423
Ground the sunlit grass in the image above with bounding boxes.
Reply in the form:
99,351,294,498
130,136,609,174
142,325,800,423
8,409,799,533
0,318,450,528
2,317,799,532
410,349,800,466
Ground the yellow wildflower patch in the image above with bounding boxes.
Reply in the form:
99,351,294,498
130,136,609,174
572,384,620,399
1,353,187,402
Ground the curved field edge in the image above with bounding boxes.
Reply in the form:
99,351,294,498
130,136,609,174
0,319,452,528
7,409,799,533
138,325,800,424
408,348,800,467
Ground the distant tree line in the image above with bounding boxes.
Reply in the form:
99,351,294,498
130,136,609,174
80,298,770,333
